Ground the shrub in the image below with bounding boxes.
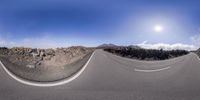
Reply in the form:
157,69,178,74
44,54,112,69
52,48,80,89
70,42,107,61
104,47,189,60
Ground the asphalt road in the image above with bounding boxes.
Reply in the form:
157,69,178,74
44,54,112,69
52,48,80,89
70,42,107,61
0,49,200,100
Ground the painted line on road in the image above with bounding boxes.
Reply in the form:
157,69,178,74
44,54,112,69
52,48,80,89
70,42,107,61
134,66,171,72
0,52,95,87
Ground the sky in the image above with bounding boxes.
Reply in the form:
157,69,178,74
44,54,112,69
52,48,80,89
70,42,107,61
0,0,200,50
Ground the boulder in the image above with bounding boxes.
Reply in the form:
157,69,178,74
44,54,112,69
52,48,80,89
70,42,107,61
26,64,36,69
0,47,9,55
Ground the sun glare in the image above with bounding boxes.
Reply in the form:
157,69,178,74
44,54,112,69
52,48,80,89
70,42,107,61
154,25,163,32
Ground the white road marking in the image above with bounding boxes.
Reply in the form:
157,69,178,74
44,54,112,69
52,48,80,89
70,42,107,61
134,66,171,72
0,52,95,87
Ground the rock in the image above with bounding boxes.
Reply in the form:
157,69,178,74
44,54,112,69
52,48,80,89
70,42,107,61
31,52,39,58
36,62,41,66
44,55,52,60
39,51,45,57
26,64,36,69
0,47,9,55
1,46,94,67
45,49,55,56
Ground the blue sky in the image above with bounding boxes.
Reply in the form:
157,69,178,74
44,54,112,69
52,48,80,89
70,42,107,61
0,0,200,49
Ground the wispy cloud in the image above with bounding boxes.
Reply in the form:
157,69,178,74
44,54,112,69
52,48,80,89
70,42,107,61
13,37,77,48
0,40,5,45
190,34,200,47
0,35,15,47
0,35,97,48
137,41,198,51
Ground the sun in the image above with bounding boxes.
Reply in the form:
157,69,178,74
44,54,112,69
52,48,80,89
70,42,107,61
154,25,163,32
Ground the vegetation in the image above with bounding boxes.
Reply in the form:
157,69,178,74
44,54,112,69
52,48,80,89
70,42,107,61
0,47,9,55
196,48,200,57
104,47,189,60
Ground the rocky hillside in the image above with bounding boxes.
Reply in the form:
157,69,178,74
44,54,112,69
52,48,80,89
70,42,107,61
196,48,200,57
0,46,94,68
104,46,189,60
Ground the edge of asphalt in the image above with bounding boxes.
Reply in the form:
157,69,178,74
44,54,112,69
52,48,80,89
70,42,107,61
189,52,200,61
0,51,95,87
195,53,200,60
195,53,200,61
134,53,200,72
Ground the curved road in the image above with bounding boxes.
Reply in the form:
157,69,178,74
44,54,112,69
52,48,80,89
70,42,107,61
0,50,200,100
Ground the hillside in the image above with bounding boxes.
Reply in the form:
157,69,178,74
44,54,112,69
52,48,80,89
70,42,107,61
97,43,118,49
104,46,189,60
0,46,94,68
0,46,94,81
196,48,200,57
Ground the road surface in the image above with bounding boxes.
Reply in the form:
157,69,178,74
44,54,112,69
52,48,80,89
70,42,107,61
0,50,200,100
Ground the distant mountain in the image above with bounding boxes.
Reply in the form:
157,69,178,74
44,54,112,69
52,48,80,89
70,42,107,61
127,45,142,49
97,44,118,49
97,44,143,49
